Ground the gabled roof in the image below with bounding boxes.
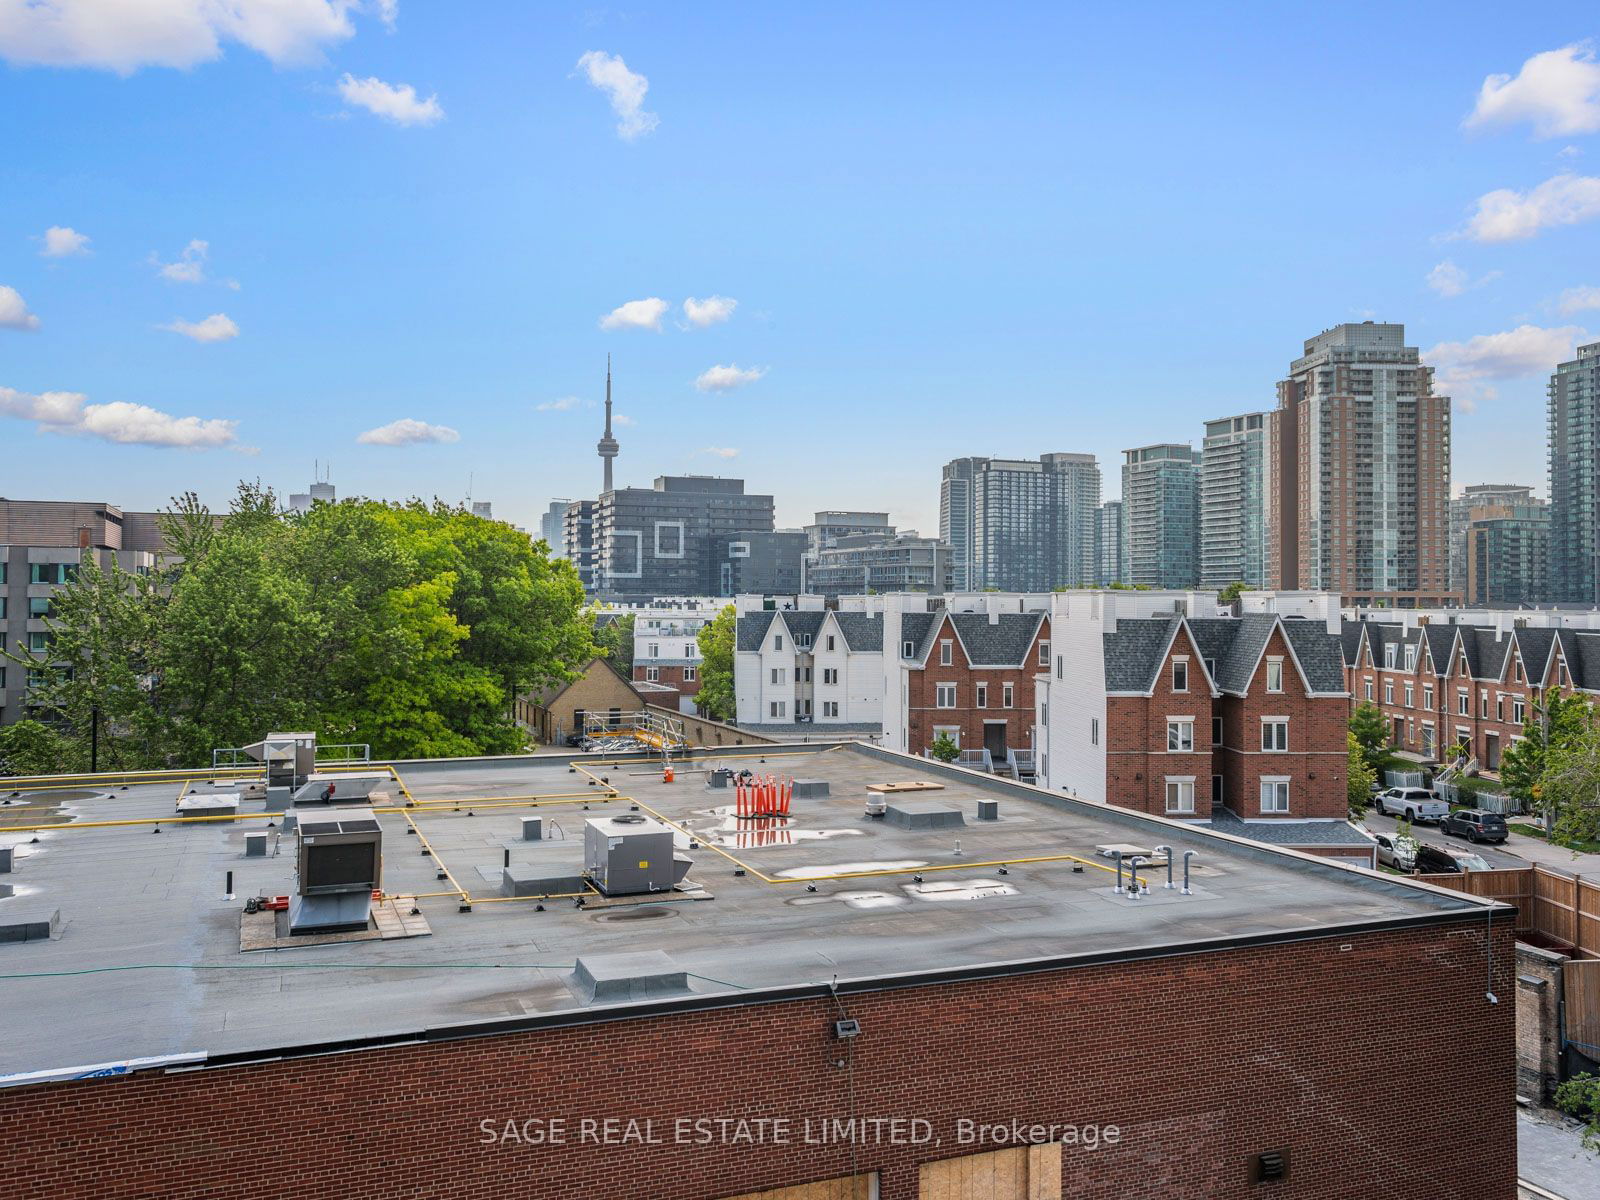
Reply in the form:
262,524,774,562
1340,621,1366,669
1420,624,1459,679
897,612,937,659
529,656,641,708
945,611,1047,668
1278,619,1349,694
829,611,884,653
1510,626,1555,683
1103,614,1221,695
736,610,779,652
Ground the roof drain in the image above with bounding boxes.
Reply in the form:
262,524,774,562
1182,850,1196,895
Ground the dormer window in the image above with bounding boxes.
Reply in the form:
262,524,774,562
1385,645,1396,669
903,640,915,658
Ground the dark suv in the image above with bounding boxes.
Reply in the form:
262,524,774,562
1440,808,1508,844
1412,844,1492,874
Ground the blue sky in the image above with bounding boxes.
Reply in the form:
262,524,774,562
3,2,1600,536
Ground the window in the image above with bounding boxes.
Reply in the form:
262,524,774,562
1167,718,1194,752
1266,657,1284,693
1364,679,1373,701
933,725,961,749
774,635,784,651
903,640,915,658
682,666,697,682
769,668,786,685
822,668,838,685
1513,658,1523,683
801,667,812,683
1261,719,1288,751
1384,682,1394,704
935,684,957,708
28,632,49,653
827,635,836,651
940,639,953,666
1038,641,1049,666
799,633,812,649
1091,717,1099,745
975,683,988,708
1404,684,1414,708
1171,658,1189,692
685,643,695,658
822,701,839,718
1002,683,1014,709
1512,698,1526,724
769,701,786,719
1056,654,1063,679
28,597,52,619
645,667,660,681
647,642,659,657
1422,685,1433,710
0,597,5,620
1405,645,1416,671
1259,778,1290,814
1457,690,1469,716
1164,778,1195,814
1480,691,1489,719
1496,695,1505,721
1384,645,1397,668
1211,716,1223,745
1204,658,1217,680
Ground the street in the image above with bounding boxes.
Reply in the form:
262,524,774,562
1356,806,1600,876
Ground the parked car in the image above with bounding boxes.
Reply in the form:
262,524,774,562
1376,787,1450,823
1440,808,1509,844
1371,831,1418,872
1412,844,1493,875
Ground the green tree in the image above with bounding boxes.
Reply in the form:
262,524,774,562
1347,732,1376,819
593,612,636,672
695,605,737,721
1555,1073,1600,1151
1217,581,1246,604
930,731,960,763
1349,701,1391,773
1500,689,1594,834
0,719,76,777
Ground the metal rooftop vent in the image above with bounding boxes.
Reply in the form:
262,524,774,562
583,816,690,896
290,808,382,935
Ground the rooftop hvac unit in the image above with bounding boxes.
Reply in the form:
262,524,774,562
290,809,382,935
583,815,690,897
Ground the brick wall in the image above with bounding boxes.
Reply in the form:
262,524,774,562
1515,943,1568,1102
1217,626,1348,820
905,616,1046,761
1106,624,1213,817
0,920,1514,1200
637,663,703,698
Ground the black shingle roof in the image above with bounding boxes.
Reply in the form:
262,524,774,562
1210,809,1372,847
948,612,1045,667
736,611,778,652
1513,626,1556,681
1421,624,1458,677
898,612,936,658
1570,631,1600,690
1340,621,1366,668
1103,615,1183,693
1279,618,1349,694
830,611,884,652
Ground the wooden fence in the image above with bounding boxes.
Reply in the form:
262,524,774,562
1417,865,1598,957
1568,960,1600,1063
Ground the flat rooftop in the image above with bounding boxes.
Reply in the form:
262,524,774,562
0,742,1491,1081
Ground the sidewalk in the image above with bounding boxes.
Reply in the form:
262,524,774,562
1495,824,1600,876
1519,1109,1600,1200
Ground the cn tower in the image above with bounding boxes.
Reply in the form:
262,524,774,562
597,355,620,494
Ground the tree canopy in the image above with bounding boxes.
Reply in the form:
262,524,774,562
4,486,594,772
695,605,737,721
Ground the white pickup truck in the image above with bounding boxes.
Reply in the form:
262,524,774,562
1376,786,1450,824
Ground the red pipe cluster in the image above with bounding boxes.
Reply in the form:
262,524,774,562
735,774,793,819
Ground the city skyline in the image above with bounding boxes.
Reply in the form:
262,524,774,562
4,6,1599,536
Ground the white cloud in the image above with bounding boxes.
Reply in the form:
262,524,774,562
1466,44,1600,139
357,418,460,446
599,297,668,331
1425,259,1500,298
39,226,90,257
575,50,658,140
162,313,239,343
1558,285,1600,315
1463,174,1600,242
337,73,443,126
537,395,588,411
1427,323,1586,411
683,295,737,328
0,385,239,447
701,446,739,458
151,239,209,283
0,0,383,73
0,285,41,331
613,413,635,426
694,363,767,392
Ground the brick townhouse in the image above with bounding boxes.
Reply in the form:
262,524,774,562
1035,592,1367,863
898,609,1050,765
1342,617,1600,770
